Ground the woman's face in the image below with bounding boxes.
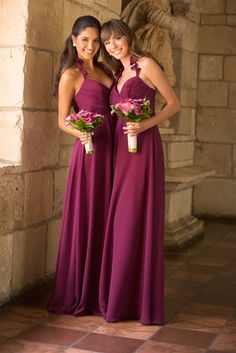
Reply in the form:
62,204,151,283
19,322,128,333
72,27,100,61
103,33,130,60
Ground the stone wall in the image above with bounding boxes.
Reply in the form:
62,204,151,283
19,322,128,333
0,0,121,304
193,0,236,217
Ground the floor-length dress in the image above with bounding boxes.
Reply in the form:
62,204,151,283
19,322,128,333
99,56,164,324
48,60,113,315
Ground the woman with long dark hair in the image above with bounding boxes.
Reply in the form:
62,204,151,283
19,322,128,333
48,15,113,316
99,19,180,325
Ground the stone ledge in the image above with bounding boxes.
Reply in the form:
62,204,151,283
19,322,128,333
162,134,196,142
159,127,175,135
0,160,19,169
166,165,215,184
167,160,194,170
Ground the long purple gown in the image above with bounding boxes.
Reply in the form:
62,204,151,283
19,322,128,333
99,56,165,325
48,60,113,315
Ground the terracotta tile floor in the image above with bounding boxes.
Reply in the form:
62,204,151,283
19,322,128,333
1,219,236,353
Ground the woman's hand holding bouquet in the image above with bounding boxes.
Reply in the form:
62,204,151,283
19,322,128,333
111,98,152,153
66,110,104,154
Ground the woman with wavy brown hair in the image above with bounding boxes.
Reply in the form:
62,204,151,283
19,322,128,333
99,19,180,325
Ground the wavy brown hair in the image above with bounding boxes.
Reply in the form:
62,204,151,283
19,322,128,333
53,15,101,96
100,19,149,73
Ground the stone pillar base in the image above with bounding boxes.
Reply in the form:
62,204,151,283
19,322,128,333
164,214,204,249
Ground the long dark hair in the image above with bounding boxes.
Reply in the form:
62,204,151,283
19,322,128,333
53,15,101,95
100,19,147,73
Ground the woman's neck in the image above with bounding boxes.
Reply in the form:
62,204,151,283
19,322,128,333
120,54,132,70
78,57,95,71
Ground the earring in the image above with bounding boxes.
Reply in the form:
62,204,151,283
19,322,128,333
73,43,76,47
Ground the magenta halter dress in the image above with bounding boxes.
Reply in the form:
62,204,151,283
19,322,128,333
99,56,165,325
48,60,114,315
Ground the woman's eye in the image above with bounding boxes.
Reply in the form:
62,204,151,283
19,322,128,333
104,41,110,46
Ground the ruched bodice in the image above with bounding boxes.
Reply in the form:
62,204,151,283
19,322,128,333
74,79,111,115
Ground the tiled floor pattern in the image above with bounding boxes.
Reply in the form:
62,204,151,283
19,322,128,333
1,219,236,353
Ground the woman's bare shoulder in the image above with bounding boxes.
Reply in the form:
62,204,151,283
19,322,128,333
138,56,161,70
61,66,81,81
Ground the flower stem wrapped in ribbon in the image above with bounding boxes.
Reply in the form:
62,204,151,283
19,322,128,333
66,110,104,154
111,98,152,153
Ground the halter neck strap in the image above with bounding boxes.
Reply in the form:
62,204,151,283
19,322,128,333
130,55,141,76
76,59,88,78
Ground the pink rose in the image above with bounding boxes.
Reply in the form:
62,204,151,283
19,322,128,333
116,100,135,114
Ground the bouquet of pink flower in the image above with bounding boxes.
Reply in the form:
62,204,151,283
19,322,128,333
66,109,104,154
111,98,152,153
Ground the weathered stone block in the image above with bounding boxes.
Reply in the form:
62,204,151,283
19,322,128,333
194,178,236,216
0,0,27,46
108,0,121,14
12,226,46,293
60,132,75,146
51,54,59,109
166,188,192,223
197,82,228,107
174,108,196,135
24,171,53,226
233,145,236,163
227,0,236,14
54,168,68,216
195,143,232,177
60,146,73,166
27,0,64,51
229,83,236,108
24,49,53,108
0,234,13,302
180,88,197,107
199,26,236,54
199,55,223,80
201,15,226,25
197,0,225,14
99,9,120,22
197,108,236,143
63,2,100,41
181,51,198,89
0,174,24,235
233,167,236,177
173,21,199,53
46,219,61,275
22,112,60,171
227,15,236,25
0,47,25,107
172,48,182,87
168,141,194,162
224,56,236,81
0,111,23,163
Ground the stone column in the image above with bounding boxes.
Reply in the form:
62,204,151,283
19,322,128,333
163,0,214,248
193,0,236,217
